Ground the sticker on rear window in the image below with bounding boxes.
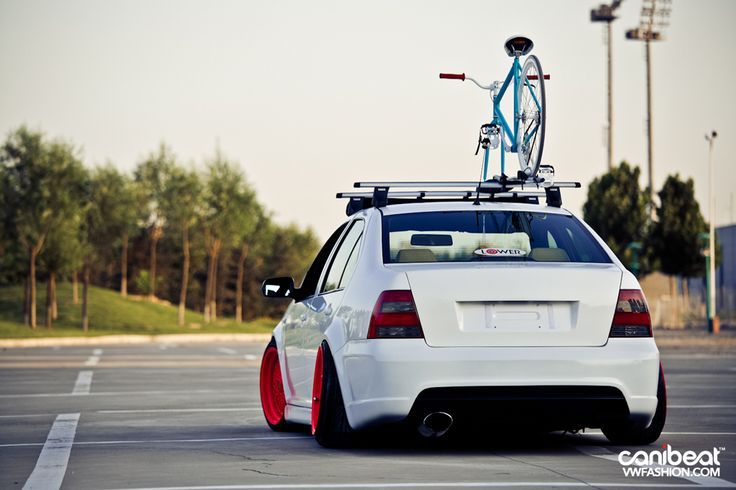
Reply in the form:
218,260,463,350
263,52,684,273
474,247,527,257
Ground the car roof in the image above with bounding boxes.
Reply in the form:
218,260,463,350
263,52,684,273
376,200,573,216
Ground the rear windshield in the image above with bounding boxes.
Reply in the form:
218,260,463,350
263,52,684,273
382,211,611,264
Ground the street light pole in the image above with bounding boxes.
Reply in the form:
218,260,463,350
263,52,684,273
705,130,718,333
591,1,623,171
645,34,653,211
626,0,671,218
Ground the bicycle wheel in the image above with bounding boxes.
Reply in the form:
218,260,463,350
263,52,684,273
517,55,546,178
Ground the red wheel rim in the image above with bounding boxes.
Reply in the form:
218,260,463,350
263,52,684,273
260,346,286,426
311,345,324,435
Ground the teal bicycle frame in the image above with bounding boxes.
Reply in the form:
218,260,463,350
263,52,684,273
481,55,542,181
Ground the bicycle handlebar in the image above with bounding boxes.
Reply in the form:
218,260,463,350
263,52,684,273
439,73,465,81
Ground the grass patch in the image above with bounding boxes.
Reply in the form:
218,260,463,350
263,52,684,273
0,283,275,338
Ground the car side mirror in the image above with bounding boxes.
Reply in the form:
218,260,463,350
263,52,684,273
261,277,295,299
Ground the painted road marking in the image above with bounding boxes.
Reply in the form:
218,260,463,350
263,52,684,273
586,430,736,436
97,407,262,413
0,413,58,419
22,413,80,490
71,371,93,395
669,405,736,408
576,445,735,487
0,405,262,418
244,354,257,360
84,349,103,366
104,482,707,489
0,388,250,399
218,347,237,355
0,435,311,448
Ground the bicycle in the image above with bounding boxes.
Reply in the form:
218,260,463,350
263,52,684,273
440,35,548,182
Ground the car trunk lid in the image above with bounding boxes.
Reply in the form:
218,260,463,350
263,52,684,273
404,263,622,347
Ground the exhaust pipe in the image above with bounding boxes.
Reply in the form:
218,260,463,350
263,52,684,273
418,411,453,438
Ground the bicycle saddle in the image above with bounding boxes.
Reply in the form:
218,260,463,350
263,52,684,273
504,36,534,57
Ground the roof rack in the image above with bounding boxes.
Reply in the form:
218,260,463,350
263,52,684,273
336,176,581,216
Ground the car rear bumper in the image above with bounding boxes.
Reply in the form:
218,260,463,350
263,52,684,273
336,338,660,430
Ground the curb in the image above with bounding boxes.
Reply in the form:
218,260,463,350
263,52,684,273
0,333,273,348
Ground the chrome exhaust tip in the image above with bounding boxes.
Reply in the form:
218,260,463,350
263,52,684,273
418,411,454,438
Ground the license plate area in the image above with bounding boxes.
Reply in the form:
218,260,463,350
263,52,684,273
456,301,578,333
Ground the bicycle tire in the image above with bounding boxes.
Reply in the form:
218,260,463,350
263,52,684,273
517,55,546,178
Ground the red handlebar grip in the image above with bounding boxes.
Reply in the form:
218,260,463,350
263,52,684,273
439,73,465,81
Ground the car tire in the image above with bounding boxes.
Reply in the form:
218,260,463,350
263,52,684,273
602,364,667,445
259,338,290,431
312,340,354,448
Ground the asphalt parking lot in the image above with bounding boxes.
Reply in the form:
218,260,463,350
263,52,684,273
1,339,735,489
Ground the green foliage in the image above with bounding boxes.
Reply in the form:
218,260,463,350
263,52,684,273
0,283,274,337
134,143,175,229
38,215,84,277
133,270,161,296
0,126,327,330
650,174,709,277
161,165,202,233
1,126,87,257
583,162,650,270
202,150,251,249
88,165,141,257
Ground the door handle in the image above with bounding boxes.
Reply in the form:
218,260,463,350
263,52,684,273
299,314,307,322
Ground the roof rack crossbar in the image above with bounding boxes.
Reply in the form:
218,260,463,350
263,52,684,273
355,181,479,188
338,190,478,199
337,190,546,199
354,180,581,191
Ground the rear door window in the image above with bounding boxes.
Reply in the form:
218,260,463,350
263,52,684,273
321,220,365,293
383,211,610,264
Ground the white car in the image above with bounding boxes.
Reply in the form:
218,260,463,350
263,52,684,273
259,183,666,447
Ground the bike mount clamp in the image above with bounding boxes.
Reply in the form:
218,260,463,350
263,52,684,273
475,123,501,155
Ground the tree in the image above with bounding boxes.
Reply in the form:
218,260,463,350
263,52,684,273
233,195,263,323
88,165,141,297
583,162,649,270
162,166,202,326
0,127,87,328
38,215,83,328
201,151,246,323
650,174,710,304
134,144,174,301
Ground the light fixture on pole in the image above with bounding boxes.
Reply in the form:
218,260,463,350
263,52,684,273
626,0,671,217
591,1,623,171
705,130,719,334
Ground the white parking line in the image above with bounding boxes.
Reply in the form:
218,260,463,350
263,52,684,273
104,482,705,489
243,354,258,360
71,371,93,395
0,413,58,419
669,405,736,409
22,413,80,490
218,347,237,355
97,407,262,413
662,432,736,436
84,348,103,366
0,435,310,448
576,445,735,487
0,388,247,399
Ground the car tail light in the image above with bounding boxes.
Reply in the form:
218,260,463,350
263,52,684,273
368,290,424,339
609,289,652,338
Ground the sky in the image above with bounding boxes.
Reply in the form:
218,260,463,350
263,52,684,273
1,0,735,240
